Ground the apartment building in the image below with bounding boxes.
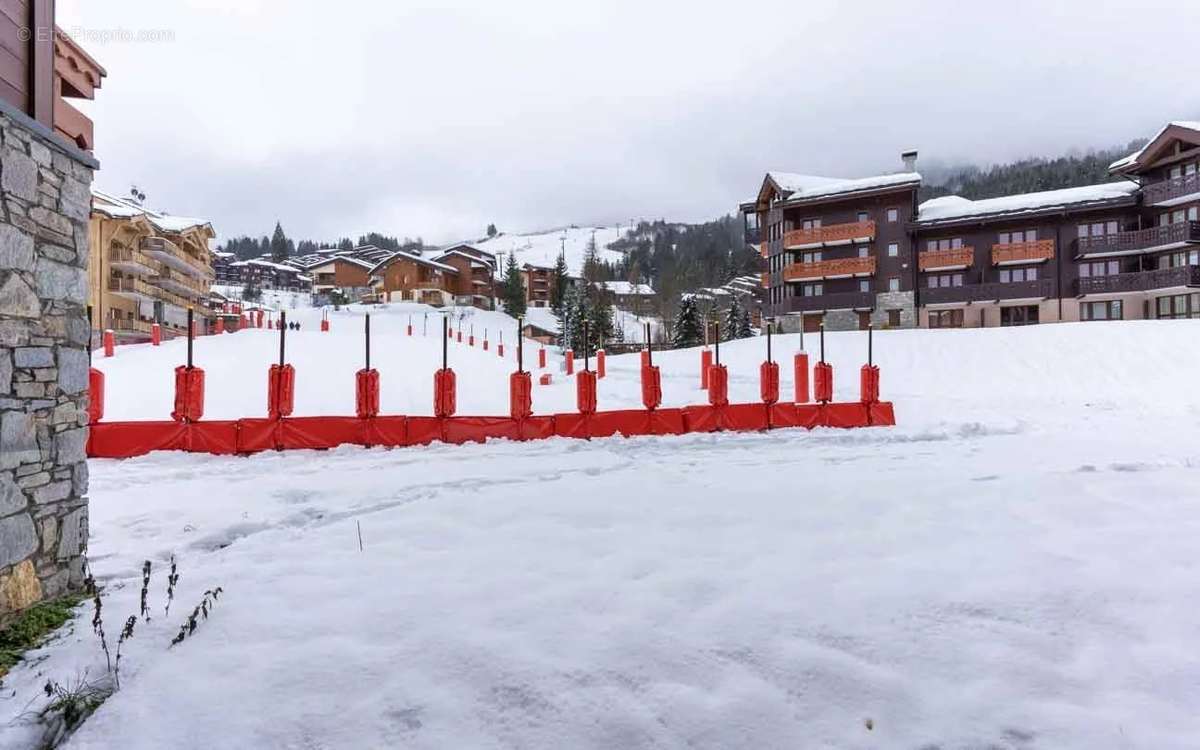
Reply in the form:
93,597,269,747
369,251,457,306
593,281,656,316
89,190,216,342
746,120,1200,329
432,244,497,309
522,263,553,308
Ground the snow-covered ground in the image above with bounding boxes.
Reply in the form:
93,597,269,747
4,315,1200,749
211,284,314,312
473,224,629,275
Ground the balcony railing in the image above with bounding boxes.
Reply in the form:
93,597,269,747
782,256,876,282
782,291,874,313
1075,266,1200,296
141,237,213,280
1076,222,1200,257
760,272,770,288
991,240,1055,266
109,247,157,276
107,277,158,301
919,247,974,271
923,278,1054,305
783,220,875,249
1144,173,1200,206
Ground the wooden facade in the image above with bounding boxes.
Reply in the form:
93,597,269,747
0,4,105,150
370,252,457,306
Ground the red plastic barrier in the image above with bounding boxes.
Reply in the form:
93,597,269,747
88,368,104,423
185,421,240,455
268,319,274,330
407,416,444,446
539,349,546,369
151,324,161,346
88,421,189,458
539,373,552,385
868,401,896,426
700,348,712,389
320,319,330,333
760,361,780,405
215,318,225,334
498,344,504,357
469,335,475,347
407,325,413,337
564,350,574,375
510,371,533,420
448,328,454,340
103,329,114,357
434,368,456,418
641,365,662,410
860,365,880,404
794,352,810,403
588,408,686,439
682,403,768,433
268,364,296,419
238,418,280,453
597,349,606,379
707,364,729,407
171,366,205,423
822,402,869,429
256,310,264,328
576,370,597,414
278,417,369,450
553,413,590,440
364,416,407,447
814,361,833,403
483,340,489,351
356,368,380,419
444,416,521,444
640,350,650,369
769,403,821,430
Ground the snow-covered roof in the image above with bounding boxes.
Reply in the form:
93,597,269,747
767,170,922,204
594,281,655,296
231,258,307,274
521,307,560,335
369,250,458,275
916,182,1139,225
91,188,214,235
1109,121,1200,172
434,249,497,269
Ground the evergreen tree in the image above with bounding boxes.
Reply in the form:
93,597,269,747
270,222,290,262
737,304,753,339
500,254,527,318
723,297,743,342
582,233,603,286
558,285,578,350
568,288,590,354
588,301,614,350
549,252,569,316
487,223,499,238
672,296,703,349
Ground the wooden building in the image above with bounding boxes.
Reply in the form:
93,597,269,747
521,263,552,307
593,281,656,316
369,251,457,306
433,245,496,309
89,190,216,342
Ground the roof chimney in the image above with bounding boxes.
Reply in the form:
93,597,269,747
901,150,918,173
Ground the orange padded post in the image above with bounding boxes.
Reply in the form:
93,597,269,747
103,329,114,357
171,366,205,422
576,370,597,415
700,348,712,389
510,371,533,420
87,368,104,424
356,368,380,419
707,364,729,407
151,323,161,346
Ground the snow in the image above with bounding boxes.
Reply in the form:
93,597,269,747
768,170,921,203
470,225,629,277
91,189,213,234
1109,120,1200,171
595,280,654,296
5,319,1200,748
210,284,313,312
917,182,1140,224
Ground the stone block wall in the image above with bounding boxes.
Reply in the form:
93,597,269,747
0,109,95,620
871,291,917,329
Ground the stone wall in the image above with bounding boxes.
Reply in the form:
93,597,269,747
871,291,917,329
0,108,95,620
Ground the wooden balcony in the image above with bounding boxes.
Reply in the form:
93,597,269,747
923,278,1054,305
109,247,157,276
782,256,876,282
782,292,874,313
54,98,94,152
141,237,214,280
1075,266,1200,297
991,240,1055,266
783,220,875,249
919,247,974,271
1143,173,1200,207
760,272,770,288
1076,222,1200,258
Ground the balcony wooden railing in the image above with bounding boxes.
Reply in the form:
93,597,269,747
923,278,1054,305
141,237,213,280
918,247,974,271
1076,222,1200,257
760,242,768,259
783,220,875,249
1144,173,1200,206
1075,266,1200,296
991,240,1055,266
108,247,157,276
782,256,876,282
782,291,874,313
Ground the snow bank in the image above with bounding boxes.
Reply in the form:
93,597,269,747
472,225,629,276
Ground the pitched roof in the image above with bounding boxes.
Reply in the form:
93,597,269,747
916,182,1139,225
369,250,458,275
764,170,921,206
91,188,215,236
1109,121,1200,173
594,281,655,296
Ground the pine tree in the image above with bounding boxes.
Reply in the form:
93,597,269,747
270,222,290,262
672,296,703,349
569,288,590,355
723,297,743,342
588,301,614,351
549,252,569,317
487,223,498,238
501,254,527,318
582,233,603,286
737,304,753,339
558,285,577,350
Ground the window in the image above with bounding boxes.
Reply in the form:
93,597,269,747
859,280,870,293
998,229,1037,245
999,267,1037,283
887,309,901,327
1078,260,1120,278
886,208,899,223
1081,300,1123,321
927,273,964,288
857,211,869,223
887,243,900,257
887,277,900,292
801,218,822,230
927,238,964,251
1157,250,1200,269
929,309,964,328
1155,293,1200,319
802,251,823,264
1000,305,1040,326
1173,210,1187,224
802,283,823,297
857,246,869,258
1190,207,1199,222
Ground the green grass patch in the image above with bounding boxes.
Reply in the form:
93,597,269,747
0,595,87,681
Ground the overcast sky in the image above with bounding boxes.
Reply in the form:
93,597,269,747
58,0,1200,245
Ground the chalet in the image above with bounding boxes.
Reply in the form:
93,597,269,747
369,251,458,306
299,254,374,302
521,263,553,307
224,258,311,293
432,244,497,309
89,190,217,342
593,281,656,315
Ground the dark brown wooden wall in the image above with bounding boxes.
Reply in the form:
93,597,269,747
0,0,54,126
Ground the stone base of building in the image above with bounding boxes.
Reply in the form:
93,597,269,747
0,107,95,622
872,291,917,329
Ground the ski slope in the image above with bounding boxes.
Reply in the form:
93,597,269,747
5,316,1200,749
472,224,629,275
